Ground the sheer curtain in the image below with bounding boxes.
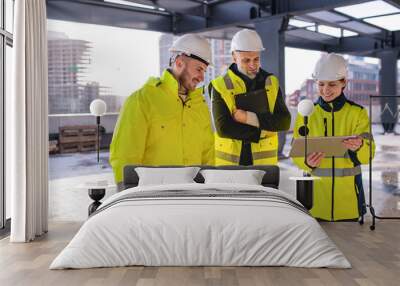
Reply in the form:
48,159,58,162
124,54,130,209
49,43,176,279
9,0,48,242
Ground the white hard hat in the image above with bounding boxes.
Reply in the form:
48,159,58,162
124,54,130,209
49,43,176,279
312,53,347,81
169,34,212,66
230,29,265,52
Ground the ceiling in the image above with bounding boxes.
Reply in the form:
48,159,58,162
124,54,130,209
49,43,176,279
46,0,400,57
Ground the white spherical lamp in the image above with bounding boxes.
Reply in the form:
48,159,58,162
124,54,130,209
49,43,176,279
297,99,314,117
89,99,107,164
90,99,107,116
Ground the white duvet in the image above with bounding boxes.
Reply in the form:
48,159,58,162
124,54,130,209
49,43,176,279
50,183,351,269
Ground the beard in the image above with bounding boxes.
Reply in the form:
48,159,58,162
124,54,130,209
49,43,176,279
179,67,198,92
238,65,258,79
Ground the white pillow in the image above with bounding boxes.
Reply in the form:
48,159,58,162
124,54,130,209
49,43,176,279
200,169,266,185
135,167,200,186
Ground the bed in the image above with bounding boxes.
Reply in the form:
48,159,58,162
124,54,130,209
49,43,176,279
50,165,351,269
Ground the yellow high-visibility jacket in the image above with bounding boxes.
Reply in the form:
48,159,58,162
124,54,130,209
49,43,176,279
110,69,214,183
210,68,286,165
292,94,375,221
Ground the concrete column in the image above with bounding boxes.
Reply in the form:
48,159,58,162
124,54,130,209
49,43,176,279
378,50,399,133
255,18,288,156
255,18,286,93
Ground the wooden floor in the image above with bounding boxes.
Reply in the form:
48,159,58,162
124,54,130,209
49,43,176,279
0,220,399,286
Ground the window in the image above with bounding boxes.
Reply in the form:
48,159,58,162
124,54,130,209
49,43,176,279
46,20,241,221
354,82,363,90
47,20,162,221
5,0,12,33
0,36,4,231
353,71,362,80
47,20,161,115
1,0,14,232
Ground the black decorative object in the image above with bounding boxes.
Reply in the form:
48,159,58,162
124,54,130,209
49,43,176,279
296,180,313,210
89,99,107,165
96,116,100,163
297,99,314,171
88,188,106,216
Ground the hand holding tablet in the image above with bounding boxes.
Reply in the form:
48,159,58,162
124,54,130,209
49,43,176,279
342,136,363,151
290,135,362,158
306,152,325,168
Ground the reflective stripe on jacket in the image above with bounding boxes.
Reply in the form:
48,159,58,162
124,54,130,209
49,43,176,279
292,94,375,221
211,69,280,165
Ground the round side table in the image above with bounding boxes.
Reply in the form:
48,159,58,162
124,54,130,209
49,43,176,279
289,176,321,210
88,188,106,216
80,181,115,216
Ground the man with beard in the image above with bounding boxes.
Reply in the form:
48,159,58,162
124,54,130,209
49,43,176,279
210,29,291,166
110,34,214,186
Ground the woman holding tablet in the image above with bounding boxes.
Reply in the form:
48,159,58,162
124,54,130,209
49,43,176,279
292,53,375,221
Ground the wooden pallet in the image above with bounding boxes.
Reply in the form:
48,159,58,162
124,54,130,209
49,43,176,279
59,142,80,154
59,125,100,154
80,141,97,152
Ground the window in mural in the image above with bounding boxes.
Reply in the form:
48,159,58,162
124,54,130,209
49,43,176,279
1,0,14,232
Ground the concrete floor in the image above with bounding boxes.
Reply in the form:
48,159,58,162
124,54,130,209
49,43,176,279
48,126,400,222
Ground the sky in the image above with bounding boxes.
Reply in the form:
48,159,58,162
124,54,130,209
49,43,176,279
47,19,383,97
284,47,321,94
48,20,161,97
